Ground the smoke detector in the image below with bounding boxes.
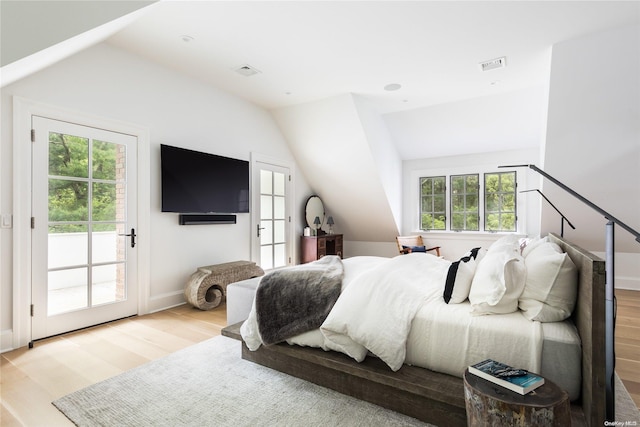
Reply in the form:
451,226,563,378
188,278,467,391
235,64,261,77
479,57,506,72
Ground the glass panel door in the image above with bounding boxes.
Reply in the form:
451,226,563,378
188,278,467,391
252,159,291,270
259,169,287,269
31,117,138,340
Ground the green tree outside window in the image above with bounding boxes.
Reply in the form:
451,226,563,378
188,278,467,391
48,133,122,233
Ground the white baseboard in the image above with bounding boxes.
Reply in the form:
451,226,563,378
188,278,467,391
615,276,640,291
0,292,187,354
147,290,186,313
592,251,640,291
1,329,15,354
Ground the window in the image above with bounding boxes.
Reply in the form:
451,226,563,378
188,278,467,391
419,176,446,230
484,172,516,232
451,174,479,231
419,170,517,232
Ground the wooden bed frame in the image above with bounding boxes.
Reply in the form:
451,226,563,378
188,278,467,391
226,233,606,426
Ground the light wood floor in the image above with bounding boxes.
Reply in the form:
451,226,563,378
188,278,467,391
616,289,640,408
2,290,639,426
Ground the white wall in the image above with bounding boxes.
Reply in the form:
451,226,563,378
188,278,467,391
383,86,548,160
544,24,640,290
351,95,403,231
272,94,400,244
1,42,310,350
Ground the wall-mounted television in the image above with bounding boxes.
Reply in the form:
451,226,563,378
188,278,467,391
161,144,249,214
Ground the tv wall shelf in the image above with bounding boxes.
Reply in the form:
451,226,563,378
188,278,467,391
179,214,236,225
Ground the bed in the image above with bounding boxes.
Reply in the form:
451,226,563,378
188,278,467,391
226,233,605,426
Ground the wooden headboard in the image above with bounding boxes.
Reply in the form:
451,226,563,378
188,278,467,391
548,233,606,426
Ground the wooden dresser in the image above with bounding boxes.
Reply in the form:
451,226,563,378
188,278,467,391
300,234,343,263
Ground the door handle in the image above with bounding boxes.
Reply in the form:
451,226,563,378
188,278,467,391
257,224,265,238
119,228,136,248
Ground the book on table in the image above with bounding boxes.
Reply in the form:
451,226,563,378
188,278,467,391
468,359,545,395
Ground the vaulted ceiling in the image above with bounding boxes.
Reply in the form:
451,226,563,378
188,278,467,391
4,1,638,160
4,2,638,115
2,1,638,242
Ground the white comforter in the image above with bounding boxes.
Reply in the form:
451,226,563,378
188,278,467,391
320,253,449,371
241,254,543,374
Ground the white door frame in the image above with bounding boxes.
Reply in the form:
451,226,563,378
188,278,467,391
12,96,151,349
250,152,295,269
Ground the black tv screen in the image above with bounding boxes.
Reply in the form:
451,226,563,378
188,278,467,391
161,144,249,213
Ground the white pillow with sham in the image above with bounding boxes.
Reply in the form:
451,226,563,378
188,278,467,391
521,236,550,258
518,242,578,322
488,234,521,254
469,250,526,315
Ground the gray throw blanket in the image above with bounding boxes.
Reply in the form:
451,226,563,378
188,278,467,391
255,256,344,346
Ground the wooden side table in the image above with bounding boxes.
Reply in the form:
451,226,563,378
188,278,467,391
300,234,343,263
463,368,570,426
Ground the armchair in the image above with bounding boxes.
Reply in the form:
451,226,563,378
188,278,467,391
396,235,441,257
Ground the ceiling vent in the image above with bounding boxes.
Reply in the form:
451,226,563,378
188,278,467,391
479,57,506,72
235,64,261,77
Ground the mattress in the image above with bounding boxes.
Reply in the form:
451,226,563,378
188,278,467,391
405,300,581,401
236,255,582,401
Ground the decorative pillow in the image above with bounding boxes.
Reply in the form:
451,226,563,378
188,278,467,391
402,245,427,253
518,237,531,255
518,242,578,322
443,259,475,303
469,249,526,315
461,247,482,263
443,247,483,304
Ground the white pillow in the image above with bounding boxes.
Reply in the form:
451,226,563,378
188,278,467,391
469,250,526,315
521,236,550,258
488,235,521,254
519,242,578,322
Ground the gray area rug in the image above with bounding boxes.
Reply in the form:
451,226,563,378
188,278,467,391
53,334,640,426
616,374,640,424
53,335,431,426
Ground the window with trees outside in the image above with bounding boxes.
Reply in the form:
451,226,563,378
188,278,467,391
419,170,517,232
419,176,446,230
485,171,517,232
451,174,479,231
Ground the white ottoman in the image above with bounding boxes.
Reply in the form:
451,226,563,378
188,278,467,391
226,276,261,326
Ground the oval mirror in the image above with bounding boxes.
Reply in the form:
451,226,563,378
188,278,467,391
305,195,325,231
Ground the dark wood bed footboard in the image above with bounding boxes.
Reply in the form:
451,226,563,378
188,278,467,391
241,339,467,426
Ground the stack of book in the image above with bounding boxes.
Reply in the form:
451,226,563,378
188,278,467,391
468,359,545,395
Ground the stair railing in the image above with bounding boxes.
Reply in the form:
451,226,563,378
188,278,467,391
500,163,640,423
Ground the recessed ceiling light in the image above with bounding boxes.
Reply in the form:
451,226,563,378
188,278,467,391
384,83,402,91
180,35,194,43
